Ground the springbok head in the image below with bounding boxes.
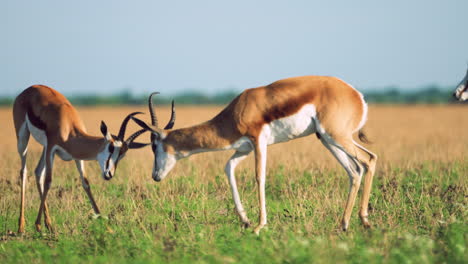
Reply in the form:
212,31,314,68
132,92,177,182
97,112,149,180
454,68,468,101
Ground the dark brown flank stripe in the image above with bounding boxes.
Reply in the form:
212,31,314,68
143,75,376,235
26,106,47,130
162,76,365,154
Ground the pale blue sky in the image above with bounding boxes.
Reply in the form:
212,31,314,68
2,1,467,97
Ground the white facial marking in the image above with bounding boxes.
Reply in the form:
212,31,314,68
460,90,468,101
96,142,122,178
97,147,109,173
454,70,468,101
153,143,176,181
455,84,468,101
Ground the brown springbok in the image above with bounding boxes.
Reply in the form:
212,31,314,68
454,68,468,101
133,76,377,234
13,85,148,233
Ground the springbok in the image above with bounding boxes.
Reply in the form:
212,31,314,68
133,76,377,234
454,68,468,101
13,85,148,233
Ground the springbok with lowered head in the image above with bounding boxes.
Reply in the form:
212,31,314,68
133,76,377,234
13,85,148,233
454,68,468,101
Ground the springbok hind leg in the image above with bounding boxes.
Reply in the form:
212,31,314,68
318,133,365,231
354,142,377,228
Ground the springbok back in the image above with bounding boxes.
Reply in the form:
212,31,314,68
13,85,147,233
134,76,377,234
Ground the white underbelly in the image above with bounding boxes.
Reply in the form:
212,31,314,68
217,104,317,154
263,104,317,145
25,114,74,161
26,114,47,146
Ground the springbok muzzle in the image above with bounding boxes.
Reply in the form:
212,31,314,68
103,171,113,181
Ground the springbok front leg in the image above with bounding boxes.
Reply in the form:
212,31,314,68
253,138,268,235
34,147,53,231
35,147,55,233
75,160,101,216
225,150,252,228
17,123,30,234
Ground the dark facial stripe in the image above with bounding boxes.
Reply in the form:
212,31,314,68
152,142,161,172
105,146,115,170
105,155,111,170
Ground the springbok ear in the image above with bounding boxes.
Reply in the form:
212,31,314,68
100,121,112,141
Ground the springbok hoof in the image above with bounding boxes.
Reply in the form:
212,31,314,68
242,221,251,229
35,223,42,233
341,221,349,232
253,225,266,235
92,214,108,220
360,216,371,229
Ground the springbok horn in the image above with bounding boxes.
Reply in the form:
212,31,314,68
125,128,147,144
125,128,149,149
148,92,160,127
118,112,143,140
131,116,158,133
164,100,176,129
131,116,160,143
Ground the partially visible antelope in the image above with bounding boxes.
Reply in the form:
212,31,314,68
13,85,148,233
454,68,468,101
134,76,377,234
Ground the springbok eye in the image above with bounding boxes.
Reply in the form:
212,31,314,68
108,144,115,153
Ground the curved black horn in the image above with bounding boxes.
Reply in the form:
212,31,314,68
164,100,176,129
125,128,148,145
118,112,143,140
148,92,160,127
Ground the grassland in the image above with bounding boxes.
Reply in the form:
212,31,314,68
0,105,467,263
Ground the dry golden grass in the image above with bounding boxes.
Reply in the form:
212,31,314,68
0,104,467,263
1,104,466,226
1,104,466,182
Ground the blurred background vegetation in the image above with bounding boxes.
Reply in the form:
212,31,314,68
0,85,461,106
